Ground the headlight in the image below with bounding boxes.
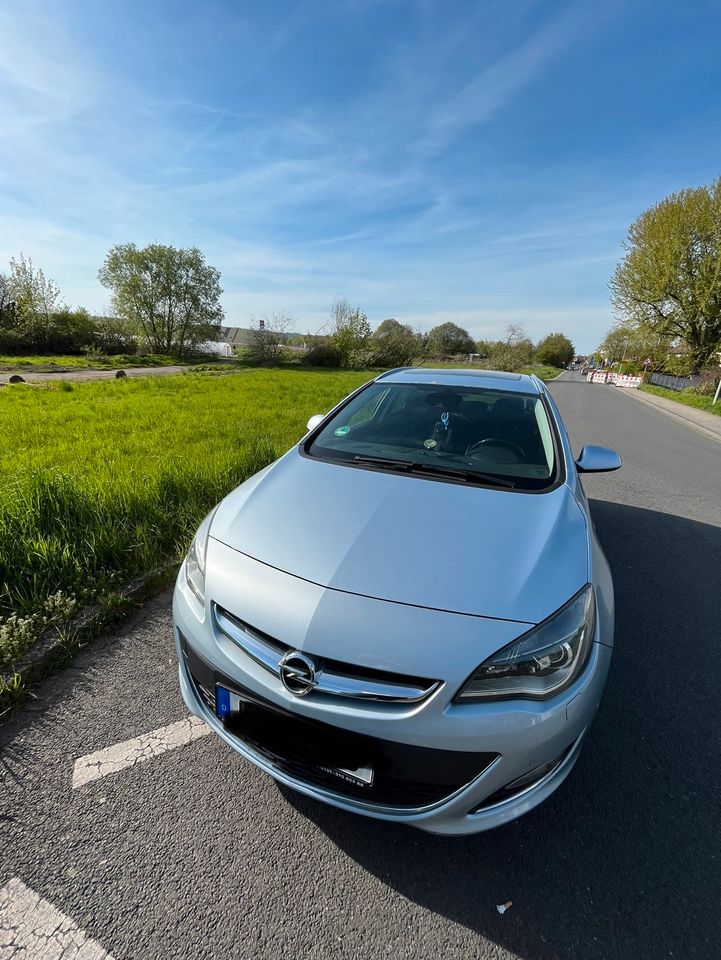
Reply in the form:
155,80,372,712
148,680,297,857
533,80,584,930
455,584,595,702
185,509,216,604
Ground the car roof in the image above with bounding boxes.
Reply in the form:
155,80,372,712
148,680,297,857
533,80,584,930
376,367,544,395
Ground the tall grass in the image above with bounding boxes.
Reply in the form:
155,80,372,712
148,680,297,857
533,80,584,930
0,369,372,663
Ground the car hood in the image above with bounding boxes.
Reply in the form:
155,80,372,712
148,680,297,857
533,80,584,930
211,450,589,624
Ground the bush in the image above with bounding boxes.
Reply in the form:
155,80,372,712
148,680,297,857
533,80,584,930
0,306,137,356
303,343,342,367
486,343,534,372
0,328,27,354
90,316,138,355
696,366,721,396
369,319,423,367
330,301,371,367
426,322,476,357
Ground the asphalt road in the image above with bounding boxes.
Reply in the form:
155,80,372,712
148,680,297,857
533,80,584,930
2,371,720,959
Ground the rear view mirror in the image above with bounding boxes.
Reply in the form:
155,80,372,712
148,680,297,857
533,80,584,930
575,445,622,473
306,414,325,432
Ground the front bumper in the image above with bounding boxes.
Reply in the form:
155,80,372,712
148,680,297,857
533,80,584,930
173,568,613,835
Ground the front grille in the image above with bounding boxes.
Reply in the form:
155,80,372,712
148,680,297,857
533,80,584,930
182,638,497,809
213,603,442,704
194,679,216,712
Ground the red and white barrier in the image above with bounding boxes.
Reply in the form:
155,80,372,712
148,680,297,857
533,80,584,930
587,371,642,387
610,374,642,388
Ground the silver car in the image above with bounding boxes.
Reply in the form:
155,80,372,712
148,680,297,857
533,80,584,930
173,368,621,834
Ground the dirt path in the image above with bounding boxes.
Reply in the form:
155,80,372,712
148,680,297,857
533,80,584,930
0,365,197,384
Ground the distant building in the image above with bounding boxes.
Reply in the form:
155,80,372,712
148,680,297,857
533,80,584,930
221,327,254,348
199,340,233,357
221,325,303,350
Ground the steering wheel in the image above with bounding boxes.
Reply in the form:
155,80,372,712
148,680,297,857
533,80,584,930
467,438,526,459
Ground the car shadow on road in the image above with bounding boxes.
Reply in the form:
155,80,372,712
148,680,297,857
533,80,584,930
279,499,721,960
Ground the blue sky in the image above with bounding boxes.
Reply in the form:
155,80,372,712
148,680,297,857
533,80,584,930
1,0,720,351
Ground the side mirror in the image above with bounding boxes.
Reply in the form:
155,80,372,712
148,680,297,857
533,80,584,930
575,445,622,473
306,414,325,432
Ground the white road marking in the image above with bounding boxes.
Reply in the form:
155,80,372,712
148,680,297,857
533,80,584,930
0,877,115,959
71,716,210,789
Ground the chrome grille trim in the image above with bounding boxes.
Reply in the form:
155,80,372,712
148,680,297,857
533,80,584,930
213,604,442,704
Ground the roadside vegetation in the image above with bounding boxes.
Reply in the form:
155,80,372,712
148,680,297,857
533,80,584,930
595,175,720,406
0,248,571,676
0,369,371,668
640,384,721,416
416,360,560,381
0,359,564,670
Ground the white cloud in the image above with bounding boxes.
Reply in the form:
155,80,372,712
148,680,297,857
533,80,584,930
419,8,581,151
0,5,90,117
0,1,633,354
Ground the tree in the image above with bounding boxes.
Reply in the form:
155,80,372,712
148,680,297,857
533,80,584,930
8,254,61,323
0,272,12,323
98,243,224,355
330,298,371,367
535,332,574,368
503,323,529,346
484,324,535,371
7,254,61,345
596,321,670,370
370,318,422,366
247,312,293,364
610,177,721,370
0,271,19,351
426,321,476,356
1,255,81,351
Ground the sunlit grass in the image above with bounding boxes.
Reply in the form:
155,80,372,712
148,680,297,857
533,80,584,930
640,384,721,416
0,362,561,666
0,368,372,663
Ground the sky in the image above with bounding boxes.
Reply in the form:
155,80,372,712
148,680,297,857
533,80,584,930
1,0,720,352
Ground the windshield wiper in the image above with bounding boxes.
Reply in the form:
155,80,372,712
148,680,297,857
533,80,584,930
352,455,514,488
408,462,515,488
352,455,412,471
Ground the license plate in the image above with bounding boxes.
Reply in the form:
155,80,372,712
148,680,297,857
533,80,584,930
215,685,243,718
215,685,374,787
318,764,375,787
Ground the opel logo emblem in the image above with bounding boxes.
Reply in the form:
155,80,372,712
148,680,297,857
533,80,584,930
279,651,317,697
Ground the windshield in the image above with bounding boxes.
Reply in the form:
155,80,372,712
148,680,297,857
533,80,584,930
307,382,558,491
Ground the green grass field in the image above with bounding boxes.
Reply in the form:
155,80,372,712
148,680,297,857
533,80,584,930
0,368,372,667
0,363,561,668
640,384,721,416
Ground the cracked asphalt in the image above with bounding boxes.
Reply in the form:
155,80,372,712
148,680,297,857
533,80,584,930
1,371,720,960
